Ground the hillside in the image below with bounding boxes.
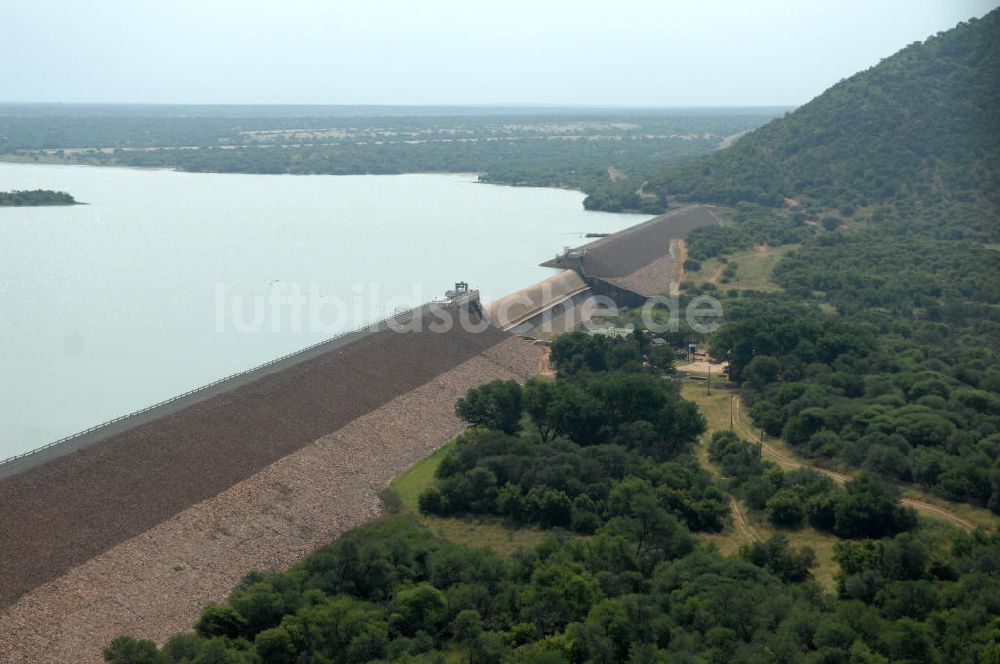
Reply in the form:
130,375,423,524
649,11,1000,221
667,11,1000,514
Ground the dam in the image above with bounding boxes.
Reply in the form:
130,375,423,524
486,205,721,336
0,205,717,662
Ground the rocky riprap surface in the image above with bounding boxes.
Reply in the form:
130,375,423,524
0,318,541,663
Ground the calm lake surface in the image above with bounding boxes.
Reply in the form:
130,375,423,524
0,163,647,457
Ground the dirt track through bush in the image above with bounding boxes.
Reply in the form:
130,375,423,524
732,395,977,531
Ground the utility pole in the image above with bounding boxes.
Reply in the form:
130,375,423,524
730,395,734,430
706,362,711,395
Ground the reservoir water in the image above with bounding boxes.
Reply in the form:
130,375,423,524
0,163,647,457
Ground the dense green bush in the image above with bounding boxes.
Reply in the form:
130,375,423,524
708,431,917,538
422,349,721,536
108,514,1000,663
708,280,1000,509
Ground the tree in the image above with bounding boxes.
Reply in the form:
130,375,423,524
456,381,524,434
103,637,166,664
524,378,558,441
740,534,816,583
744,355,781,389
521,563,602,634
188,638,244,664
195,604,247,639
550,331,608,374
834,473,917,538
452,609,483,662
766,488,805,527
229,581,286,637
604,479,693,569
591,373,668,426
162,634,203,663
254,626,296,664
526,487,573,528
390,583,448,636
545,382,606,444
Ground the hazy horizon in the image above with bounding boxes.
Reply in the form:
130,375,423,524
3,0,997,108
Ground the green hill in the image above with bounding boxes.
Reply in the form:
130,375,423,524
650,11,1000,219
670,10,1000,513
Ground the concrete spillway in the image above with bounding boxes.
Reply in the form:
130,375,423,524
484,269,590,332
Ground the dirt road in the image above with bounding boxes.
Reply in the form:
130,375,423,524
731,396,977,531
729,498,761,544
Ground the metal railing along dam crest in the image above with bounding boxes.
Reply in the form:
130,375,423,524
0,302,430,475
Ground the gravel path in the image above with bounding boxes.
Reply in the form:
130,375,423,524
0,336,541,663
732,395,977,531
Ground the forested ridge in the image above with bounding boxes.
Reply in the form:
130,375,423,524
667,12,1000,511
649,11,1000,214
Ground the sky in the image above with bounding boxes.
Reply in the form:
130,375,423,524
2,0,997,107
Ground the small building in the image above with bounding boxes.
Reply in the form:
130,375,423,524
587,326,634,340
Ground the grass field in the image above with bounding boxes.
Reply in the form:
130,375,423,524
686,244,798,292
387,440,549,556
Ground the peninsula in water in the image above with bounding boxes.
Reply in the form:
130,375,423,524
0,189,77,206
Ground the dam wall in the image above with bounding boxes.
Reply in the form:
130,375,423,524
544,204,721,300
477,206,720,340
0,299,532,610
0,304,426,479
0,333,543,663
585,273,650,308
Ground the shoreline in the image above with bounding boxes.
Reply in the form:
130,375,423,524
0,202,85,207
0,157,652,213
0,157,648,462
